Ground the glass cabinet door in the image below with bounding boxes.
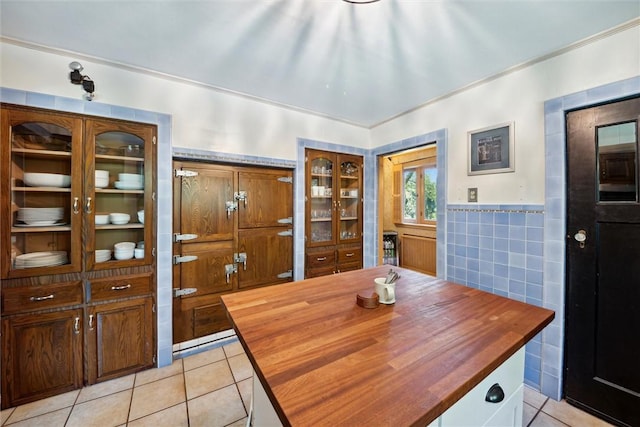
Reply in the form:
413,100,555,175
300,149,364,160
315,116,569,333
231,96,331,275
338,156,362,243
308,153,335,245
85,120,154,270
1,110,83,278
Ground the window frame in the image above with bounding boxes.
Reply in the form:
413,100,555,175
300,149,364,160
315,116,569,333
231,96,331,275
399,157,437,227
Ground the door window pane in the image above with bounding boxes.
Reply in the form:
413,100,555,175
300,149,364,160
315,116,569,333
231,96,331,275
597,122,637,202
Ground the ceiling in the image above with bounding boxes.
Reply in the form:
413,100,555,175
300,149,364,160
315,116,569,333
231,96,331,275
1,1,639,127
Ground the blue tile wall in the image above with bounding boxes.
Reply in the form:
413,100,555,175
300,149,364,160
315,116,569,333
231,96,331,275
446,204,545,389
1,88,174,368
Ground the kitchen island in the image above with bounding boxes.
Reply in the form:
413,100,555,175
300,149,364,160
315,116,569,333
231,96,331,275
221,266,554,426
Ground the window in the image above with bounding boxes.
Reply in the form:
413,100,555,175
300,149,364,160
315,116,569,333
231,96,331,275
402,163,437,224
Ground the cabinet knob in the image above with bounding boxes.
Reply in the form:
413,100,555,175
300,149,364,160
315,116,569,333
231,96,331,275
485,383,505,403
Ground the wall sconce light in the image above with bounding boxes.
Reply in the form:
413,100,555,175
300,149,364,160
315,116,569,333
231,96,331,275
68,61,95,101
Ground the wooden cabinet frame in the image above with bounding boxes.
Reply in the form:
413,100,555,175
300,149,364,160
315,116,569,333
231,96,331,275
304,149,363,278
0,104,157,409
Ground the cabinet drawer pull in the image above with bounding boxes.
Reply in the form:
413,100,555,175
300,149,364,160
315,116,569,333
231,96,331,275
30,294,54,302
73,197,80,214
88,314,94,331
111,284,132,291
316,257,327,261
85,197,93,214
485,383,505,403
74,316,80,335
345,252,355,257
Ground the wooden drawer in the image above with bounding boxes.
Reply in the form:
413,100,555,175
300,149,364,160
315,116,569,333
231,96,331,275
89,274,152,303
306,250,335,268
337,247,362,264
306,265,336,278
2,281,83,315
336,262,361,274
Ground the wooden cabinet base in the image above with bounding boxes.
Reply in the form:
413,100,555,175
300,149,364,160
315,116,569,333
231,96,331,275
2,309,83,408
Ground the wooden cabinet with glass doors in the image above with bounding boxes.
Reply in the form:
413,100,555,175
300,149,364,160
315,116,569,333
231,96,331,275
305,149,363,278
0,104,156,409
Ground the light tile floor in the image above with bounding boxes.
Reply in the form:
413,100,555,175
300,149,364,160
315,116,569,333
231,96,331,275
0,339,615,427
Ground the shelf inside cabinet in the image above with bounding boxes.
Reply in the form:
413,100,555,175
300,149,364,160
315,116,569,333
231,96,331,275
95,154,144,163
12,224,71,232
95,224,144,230
11,186,71,193
12,148,72,159
96,188,144,194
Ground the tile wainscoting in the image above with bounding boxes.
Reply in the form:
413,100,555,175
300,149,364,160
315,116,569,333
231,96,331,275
446,204,545,390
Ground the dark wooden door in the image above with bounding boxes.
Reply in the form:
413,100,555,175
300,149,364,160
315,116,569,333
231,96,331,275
1,309,84,408
87,297,154,384
172,162,293,344
565,96,640,427
172,162,236,343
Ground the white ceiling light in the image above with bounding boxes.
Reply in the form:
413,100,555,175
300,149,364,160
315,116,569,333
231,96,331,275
343,0,380,3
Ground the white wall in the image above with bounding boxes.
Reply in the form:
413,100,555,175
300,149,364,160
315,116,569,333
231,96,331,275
2,23,639,201
0,40,370,160
371,24,640,205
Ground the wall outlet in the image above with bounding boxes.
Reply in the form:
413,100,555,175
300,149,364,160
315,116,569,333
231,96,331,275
468,187,478,202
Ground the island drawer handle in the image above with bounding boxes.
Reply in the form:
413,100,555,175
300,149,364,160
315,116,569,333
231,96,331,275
111,284,132,291
30,294,54,302
316,257,327,261
485,383,505,403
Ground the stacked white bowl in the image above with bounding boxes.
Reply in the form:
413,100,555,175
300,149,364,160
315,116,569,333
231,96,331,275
114,241,135,260
23,173,71,188
109,212,130,225
95,213,110,225
17,207,64,225
95,249,112,263
137,209,144,224
115,173,144,190
95,170,109,188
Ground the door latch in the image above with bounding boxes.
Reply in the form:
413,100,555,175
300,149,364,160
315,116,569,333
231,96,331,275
175,169,198,177
226,201,238,218
173,233,198,242
225,263,237,283
277,270,293,279
234,191,247,207
234,252,247,270
173,255,198,264
574,229,587,248
173,288,197,297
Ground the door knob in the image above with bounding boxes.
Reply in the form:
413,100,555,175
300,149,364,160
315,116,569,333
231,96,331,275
574,229,587,248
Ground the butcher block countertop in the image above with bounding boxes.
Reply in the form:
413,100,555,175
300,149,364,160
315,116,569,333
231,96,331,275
221,266,555,427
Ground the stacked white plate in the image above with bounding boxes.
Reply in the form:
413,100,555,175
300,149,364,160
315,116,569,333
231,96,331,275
115,173,143,190
17,207,64,226
95,249,112,263
15,251,68,269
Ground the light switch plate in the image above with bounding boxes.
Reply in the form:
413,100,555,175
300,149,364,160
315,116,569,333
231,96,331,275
468,187,478,202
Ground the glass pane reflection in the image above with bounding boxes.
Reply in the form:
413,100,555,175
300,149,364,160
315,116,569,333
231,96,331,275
597,122,637,202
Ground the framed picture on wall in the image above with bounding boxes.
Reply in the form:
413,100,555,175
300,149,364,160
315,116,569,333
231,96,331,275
468,122,514,175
